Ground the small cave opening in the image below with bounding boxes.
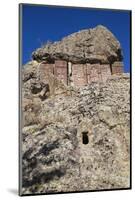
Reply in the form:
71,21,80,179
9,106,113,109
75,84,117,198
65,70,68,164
82,131,89,145
110,63,113,74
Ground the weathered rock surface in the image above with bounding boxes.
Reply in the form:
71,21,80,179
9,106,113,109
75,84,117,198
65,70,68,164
21,61,130,194
32,25,123,64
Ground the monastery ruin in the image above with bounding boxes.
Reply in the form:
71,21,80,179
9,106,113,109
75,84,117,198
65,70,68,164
32,25,124,87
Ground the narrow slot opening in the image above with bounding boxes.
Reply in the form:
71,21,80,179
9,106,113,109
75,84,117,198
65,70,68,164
82,131,89,145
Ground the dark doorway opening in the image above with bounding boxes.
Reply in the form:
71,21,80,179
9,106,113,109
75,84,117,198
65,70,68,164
82,131,89,145
110,63,113,74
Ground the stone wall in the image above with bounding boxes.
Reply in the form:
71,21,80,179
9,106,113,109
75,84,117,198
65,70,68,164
86,64,100,83
72,63,112,86
111,61,124,74
100,64,112,82
54,60,68,85
38,60,123,87
39,62,54,81
72,64,87,87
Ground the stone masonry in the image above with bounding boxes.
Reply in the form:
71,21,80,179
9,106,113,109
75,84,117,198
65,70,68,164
38,60,123,87
33,25,124,87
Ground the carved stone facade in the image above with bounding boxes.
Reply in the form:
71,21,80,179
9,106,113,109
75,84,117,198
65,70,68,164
54,60,68,85
39,60,124,87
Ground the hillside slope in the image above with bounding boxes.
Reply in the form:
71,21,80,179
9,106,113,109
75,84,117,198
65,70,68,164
21,61,130,194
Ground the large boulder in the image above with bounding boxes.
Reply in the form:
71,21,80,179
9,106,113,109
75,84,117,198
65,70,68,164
32,25,123,64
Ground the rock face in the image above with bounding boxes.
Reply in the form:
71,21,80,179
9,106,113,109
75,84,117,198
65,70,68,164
32,25,123,64
31,26,124,88
21,60,130,194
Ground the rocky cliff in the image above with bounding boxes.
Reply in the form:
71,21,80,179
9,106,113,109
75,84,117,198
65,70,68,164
21,59,130,194
32,25,123,64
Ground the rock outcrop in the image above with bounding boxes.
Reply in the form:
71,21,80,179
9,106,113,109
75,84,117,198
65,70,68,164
21,60,130,194
32,25,123,64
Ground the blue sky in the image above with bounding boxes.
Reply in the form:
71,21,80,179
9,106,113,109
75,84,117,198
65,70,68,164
21,4,131,72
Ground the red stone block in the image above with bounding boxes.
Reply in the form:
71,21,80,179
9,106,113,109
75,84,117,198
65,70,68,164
55,60,67,67
39,63,54,74
112,66,123,74
54,60,68,85
100,64,111,82
39,63,54,80
86,64,100,75
111,62,124,74
86,64,101,84
72,64,87,87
